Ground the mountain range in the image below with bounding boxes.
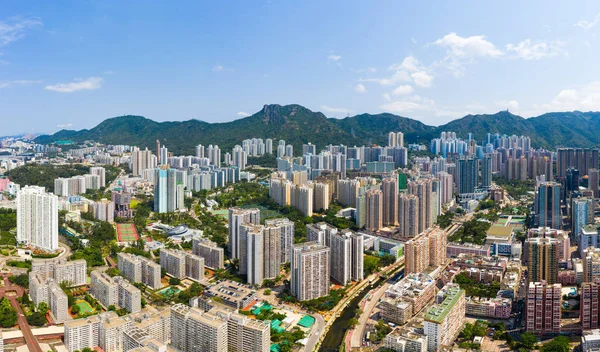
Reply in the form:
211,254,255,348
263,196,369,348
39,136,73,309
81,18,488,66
34,104,600,155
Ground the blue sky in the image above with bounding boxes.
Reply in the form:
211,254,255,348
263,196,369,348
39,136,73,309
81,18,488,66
1,1,600,135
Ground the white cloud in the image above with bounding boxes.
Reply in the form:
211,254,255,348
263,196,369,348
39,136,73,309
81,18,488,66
213,65,224,71
575,13,600,30
433,32,503,59
411,37,417,44
362,56,434,88
328,54,342,61
411,71,433,88
354,83,367,93
320,105,353,115
0,79,42,88
236,111,251,117
518,82,600,117
392,85,414,96
56,123,72,129
0,17,42,47
505,39,565,60
45,77,103,93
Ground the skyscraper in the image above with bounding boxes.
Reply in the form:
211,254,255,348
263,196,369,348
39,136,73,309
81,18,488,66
228,208,260,269
457,156,479,196
382,177,398,226
264,218,294,264
525,237,559,284
17,186,59,251
153,168,185,213
291,242,330,301
408,179,432,234
534,182,562,229
573,197,593,237
480,154,492,190
590,168,599,198
365,189,383,232
398,194,419,238
132,147,156,177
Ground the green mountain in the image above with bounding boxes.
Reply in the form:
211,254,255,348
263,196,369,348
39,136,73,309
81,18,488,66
34,104,600,154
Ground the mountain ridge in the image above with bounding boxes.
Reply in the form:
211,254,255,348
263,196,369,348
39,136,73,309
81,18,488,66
35,104,600,154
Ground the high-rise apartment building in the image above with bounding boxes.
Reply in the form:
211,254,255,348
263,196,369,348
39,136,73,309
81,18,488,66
525,237,559,284
526,281,561,334
291,242,330,301
398,194,419,237
192,238,225,269
337,179,360,207
382,177,398,226
29,275,69,323
90,166,106,188
90,271,141,313
153,168,185,213
590,168,599,198
582,282,600,330
405,229,447,275
573,197,594,237
366,189,383,232
17,186,59,251
31,258,87,287
583,247,600,284
329,230,364,285
131,148,157,177
306,222,338,247
228,207,260,268
424,284,466,352
264,218,294,264
408,179,433,234
159,248,204,282
313,182,330,212
117,253,162,289
481,154,492,190
457,156,479,197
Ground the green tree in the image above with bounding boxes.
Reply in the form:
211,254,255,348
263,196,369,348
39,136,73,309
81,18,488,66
37,302,49,315
27,312,47,326
169,277,181,286
540,336,570,352
0,298,17,328
71,304,81,315
520,332,538,350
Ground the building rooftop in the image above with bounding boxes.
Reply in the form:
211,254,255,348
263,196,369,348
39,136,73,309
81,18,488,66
205,280,256,305
425,285,464,324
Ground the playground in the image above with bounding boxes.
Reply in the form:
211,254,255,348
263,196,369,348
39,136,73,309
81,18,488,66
116,223,139,242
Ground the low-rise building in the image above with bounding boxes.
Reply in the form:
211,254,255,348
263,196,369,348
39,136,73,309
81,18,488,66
379,273,437,325
465,296,511,319
424,283,466,352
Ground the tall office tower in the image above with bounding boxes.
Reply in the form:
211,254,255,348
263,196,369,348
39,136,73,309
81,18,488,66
265,138,273,154
192,238,225,269
405,236,429,275
424,284,466,352
264,218,294,264
228,207,260,266
17,186,59,251
398,194,419,238
382,177,398,226
263,224,281,280
291,242,330,301
525,237,559,284
526,281,561,334
534,182,562,229
132,147,157,177
457,156,479,197
313,182,330,212
590,168,600,198
566,167,580,193
337,179,360,207
195,144,205,158
480,154,492,190
408,179,432,234
90,166,106,187
581,282,600,329
232,145,247,171
583,247,600,283
294,184,314,217
365,189,383,232
573,197,594,237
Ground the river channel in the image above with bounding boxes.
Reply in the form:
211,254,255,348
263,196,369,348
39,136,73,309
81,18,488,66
318,277,384,352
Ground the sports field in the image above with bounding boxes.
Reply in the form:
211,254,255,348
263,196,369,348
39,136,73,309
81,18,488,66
116,223,139,242
75,300,95,314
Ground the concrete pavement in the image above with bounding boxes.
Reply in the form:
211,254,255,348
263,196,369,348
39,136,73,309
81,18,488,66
350,281,391,348
0,275,43,352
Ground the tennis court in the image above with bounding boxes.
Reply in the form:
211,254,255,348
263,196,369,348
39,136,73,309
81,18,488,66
116,223,139,242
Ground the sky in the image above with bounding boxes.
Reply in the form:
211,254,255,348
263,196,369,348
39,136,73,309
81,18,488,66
1,1,600,135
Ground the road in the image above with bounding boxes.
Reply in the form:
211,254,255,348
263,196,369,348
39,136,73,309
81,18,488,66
0,275,43,352
350,281,391,348
303,313,325,352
